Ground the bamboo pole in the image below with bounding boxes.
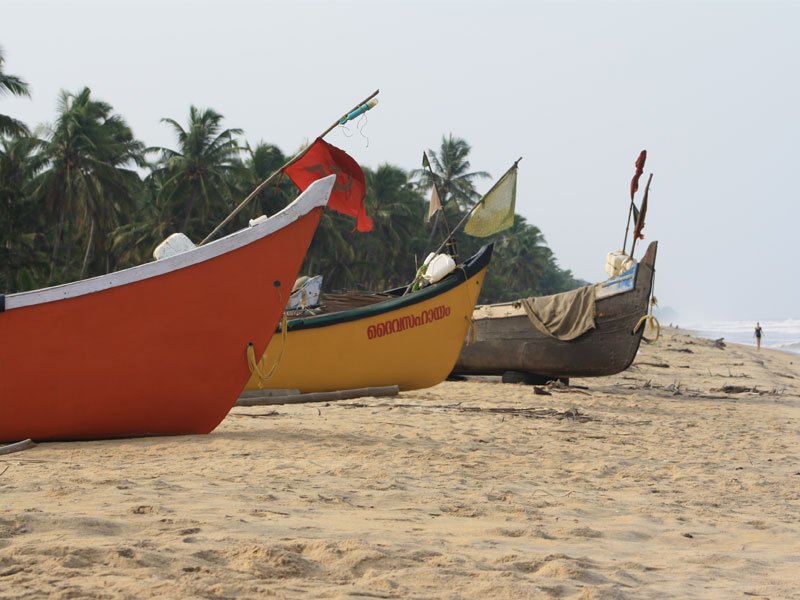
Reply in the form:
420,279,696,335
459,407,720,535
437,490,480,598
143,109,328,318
423,154,458,262
629,173,653,258
401,157,521,296
621,200,634,254
199,89,380,246
429,157,522,258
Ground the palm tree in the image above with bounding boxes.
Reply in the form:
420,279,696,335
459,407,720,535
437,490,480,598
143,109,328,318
149,106,243,238
414,134,490,213
36,87,145,281
300,210,357,290
0,135,46,292
238,141,297,222
109,176,173,270
0,46,31,137
486,216,552,300
360,164,427,288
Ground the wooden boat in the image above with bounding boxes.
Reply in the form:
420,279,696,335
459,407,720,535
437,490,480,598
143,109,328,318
0,176,336,442
452,241,657,383
244,244,493,394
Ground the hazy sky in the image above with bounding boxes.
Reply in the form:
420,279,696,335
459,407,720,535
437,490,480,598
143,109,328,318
2,0,798,323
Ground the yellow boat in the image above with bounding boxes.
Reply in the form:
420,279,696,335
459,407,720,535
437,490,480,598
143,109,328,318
245,245,493,393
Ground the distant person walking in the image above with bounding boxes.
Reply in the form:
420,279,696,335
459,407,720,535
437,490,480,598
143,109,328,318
754,323,763,350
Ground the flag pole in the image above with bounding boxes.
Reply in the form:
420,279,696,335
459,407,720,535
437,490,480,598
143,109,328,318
423,153,458,262
401,157,521,297
199,89,380,246
622,200,634,255
431,157,522,258
629,173,652,258
623,150,647,255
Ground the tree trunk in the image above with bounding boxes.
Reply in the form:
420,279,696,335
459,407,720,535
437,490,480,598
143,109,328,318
80,219,95,279
62,218,73,280
49,199,67,282
182,195,194,233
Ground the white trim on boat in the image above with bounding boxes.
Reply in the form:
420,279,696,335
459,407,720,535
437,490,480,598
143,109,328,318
4,175,335,311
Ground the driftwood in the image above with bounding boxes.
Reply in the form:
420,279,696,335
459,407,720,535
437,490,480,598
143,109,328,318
0,439,36,456
711,385,758,394
235,385,399,406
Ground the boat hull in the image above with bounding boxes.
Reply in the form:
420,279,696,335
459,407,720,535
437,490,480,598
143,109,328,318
245,246,493,393
0,178,334,441
452,241,657,380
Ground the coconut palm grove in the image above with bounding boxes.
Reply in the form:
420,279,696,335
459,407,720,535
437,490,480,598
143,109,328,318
0,49,585,301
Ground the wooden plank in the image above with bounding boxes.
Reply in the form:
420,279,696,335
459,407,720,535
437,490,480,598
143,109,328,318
238,389,300,399
235,385,400,406
0,439,36,455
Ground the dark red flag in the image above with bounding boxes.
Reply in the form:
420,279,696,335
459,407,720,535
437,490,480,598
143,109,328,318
284,138,372,232
630,149,647,201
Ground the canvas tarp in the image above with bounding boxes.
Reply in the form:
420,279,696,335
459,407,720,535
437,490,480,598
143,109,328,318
520,284,598,341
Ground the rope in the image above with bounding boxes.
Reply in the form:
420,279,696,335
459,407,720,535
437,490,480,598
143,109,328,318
465,314,477,345
633,263,660,344
246,288,289,388
408,263,428,293
457,265,478,345
633,314,661,344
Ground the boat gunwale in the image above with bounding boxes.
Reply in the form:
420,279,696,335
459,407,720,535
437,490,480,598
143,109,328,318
2,176,336,312
285,244,493,333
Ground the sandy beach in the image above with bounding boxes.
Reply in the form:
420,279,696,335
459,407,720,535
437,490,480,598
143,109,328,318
2,327,799,599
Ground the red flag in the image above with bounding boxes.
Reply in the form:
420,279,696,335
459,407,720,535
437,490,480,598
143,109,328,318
630,149,647,201
284,138,372,231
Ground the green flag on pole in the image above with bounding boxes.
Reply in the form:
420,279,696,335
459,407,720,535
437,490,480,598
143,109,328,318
464,163,517,237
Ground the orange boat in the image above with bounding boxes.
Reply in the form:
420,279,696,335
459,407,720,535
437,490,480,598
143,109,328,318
0,176,335,442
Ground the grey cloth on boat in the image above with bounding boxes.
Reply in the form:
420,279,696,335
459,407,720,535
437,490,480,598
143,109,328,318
520,284,598,341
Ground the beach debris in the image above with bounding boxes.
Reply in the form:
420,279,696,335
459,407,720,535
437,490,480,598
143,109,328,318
714,337,726,349
533,386,552,395
543,379,590,392
561,407,583,420
637,361,671,368
0,439,36,456
228,410,281,418
343,401,596,422
711,385,758,394
682,532,694,538
665,381,683,395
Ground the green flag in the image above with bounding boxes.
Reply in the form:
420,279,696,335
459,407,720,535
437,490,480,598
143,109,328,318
464,164,517,237
631,201,639,225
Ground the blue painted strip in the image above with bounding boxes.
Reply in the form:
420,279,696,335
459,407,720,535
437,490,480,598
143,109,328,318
339,101,376,125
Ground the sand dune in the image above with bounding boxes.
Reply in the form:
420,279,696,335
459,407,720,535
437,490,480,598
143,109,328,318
2,328,799,599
